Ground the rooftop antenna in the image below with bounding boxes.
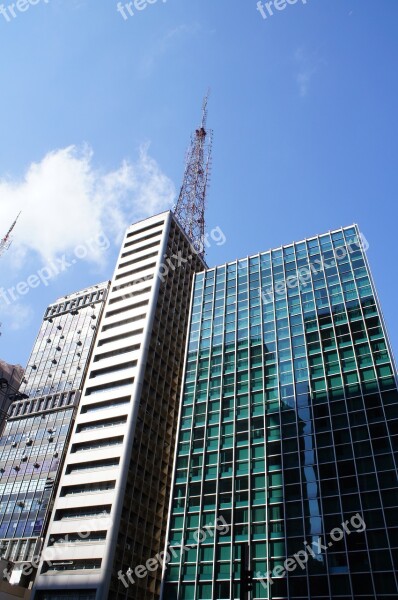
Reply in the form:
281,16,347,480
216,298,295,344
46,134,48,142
174,92,213,258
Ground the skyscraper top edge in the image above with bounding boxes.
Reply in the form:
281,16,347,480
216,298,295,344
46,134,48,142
47,280,110,307
126,209,173,229
200,223,359,275
125,210,208,268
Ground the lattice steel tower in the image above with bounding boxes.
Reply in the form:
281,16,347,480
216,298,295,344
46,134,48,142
0,212,21,336
174,93,213,257
0,212,21,258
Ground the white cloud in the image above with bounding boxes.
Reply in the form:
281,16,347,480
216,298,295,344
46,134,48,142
139,23,203,76
294,47,324,98
0,143,175,266
0,302,34,331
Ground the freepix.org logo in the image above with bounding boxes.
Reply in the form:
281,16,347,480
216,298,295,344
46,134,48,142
116,0,167,21
0,0,49,23
256,0,308,20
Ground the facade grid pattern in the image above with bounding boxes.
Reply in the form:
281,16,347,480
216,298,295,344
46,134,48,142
0,283,109,567
32,212,206,600
162,225,398,600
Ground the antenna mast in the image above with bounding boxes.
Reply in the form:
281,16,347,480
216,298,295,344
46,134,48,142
0,212,21,258
174,93,213,258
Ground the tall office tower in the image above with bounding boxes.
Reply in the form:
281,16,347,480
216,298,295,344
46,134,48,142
0,360,24,432
161,225,398,600
0,283,109,584
33,212,205,600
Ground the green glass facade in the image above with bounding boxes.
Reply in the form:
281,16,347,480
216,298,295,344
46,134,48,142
162,225,398,600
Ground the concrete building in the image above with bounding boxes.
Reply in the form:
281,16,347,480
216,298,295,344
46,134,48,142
0,361,24,433
32,212,205,600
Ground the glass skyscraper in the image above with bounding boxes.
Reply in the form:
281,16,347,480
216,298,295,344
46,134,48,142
162,225,398,600
0,283,109,581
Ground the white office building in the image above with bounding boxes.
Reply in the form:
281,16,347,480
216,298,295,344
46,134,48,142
32,211,205,600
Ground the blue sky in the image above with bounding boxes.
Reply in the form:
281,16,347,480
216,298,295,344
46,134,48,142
0,0,397,368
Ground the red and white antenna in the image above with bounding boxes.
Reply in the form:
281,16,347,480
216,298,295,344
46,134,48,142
0,212,21,258
174,92,213,258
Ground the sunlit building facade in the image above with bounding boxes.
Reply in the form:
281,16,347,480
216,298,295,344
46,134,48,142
0,283,109,581
32,211,205,600
162,225,398,600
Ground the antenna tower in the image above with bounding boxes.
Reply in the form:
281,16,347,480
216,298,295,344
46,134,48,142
0,212,21,258
174,93,213,258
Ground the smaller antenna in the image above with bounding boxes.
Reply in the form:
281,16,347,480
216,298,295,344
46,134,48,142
0,212,21,258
